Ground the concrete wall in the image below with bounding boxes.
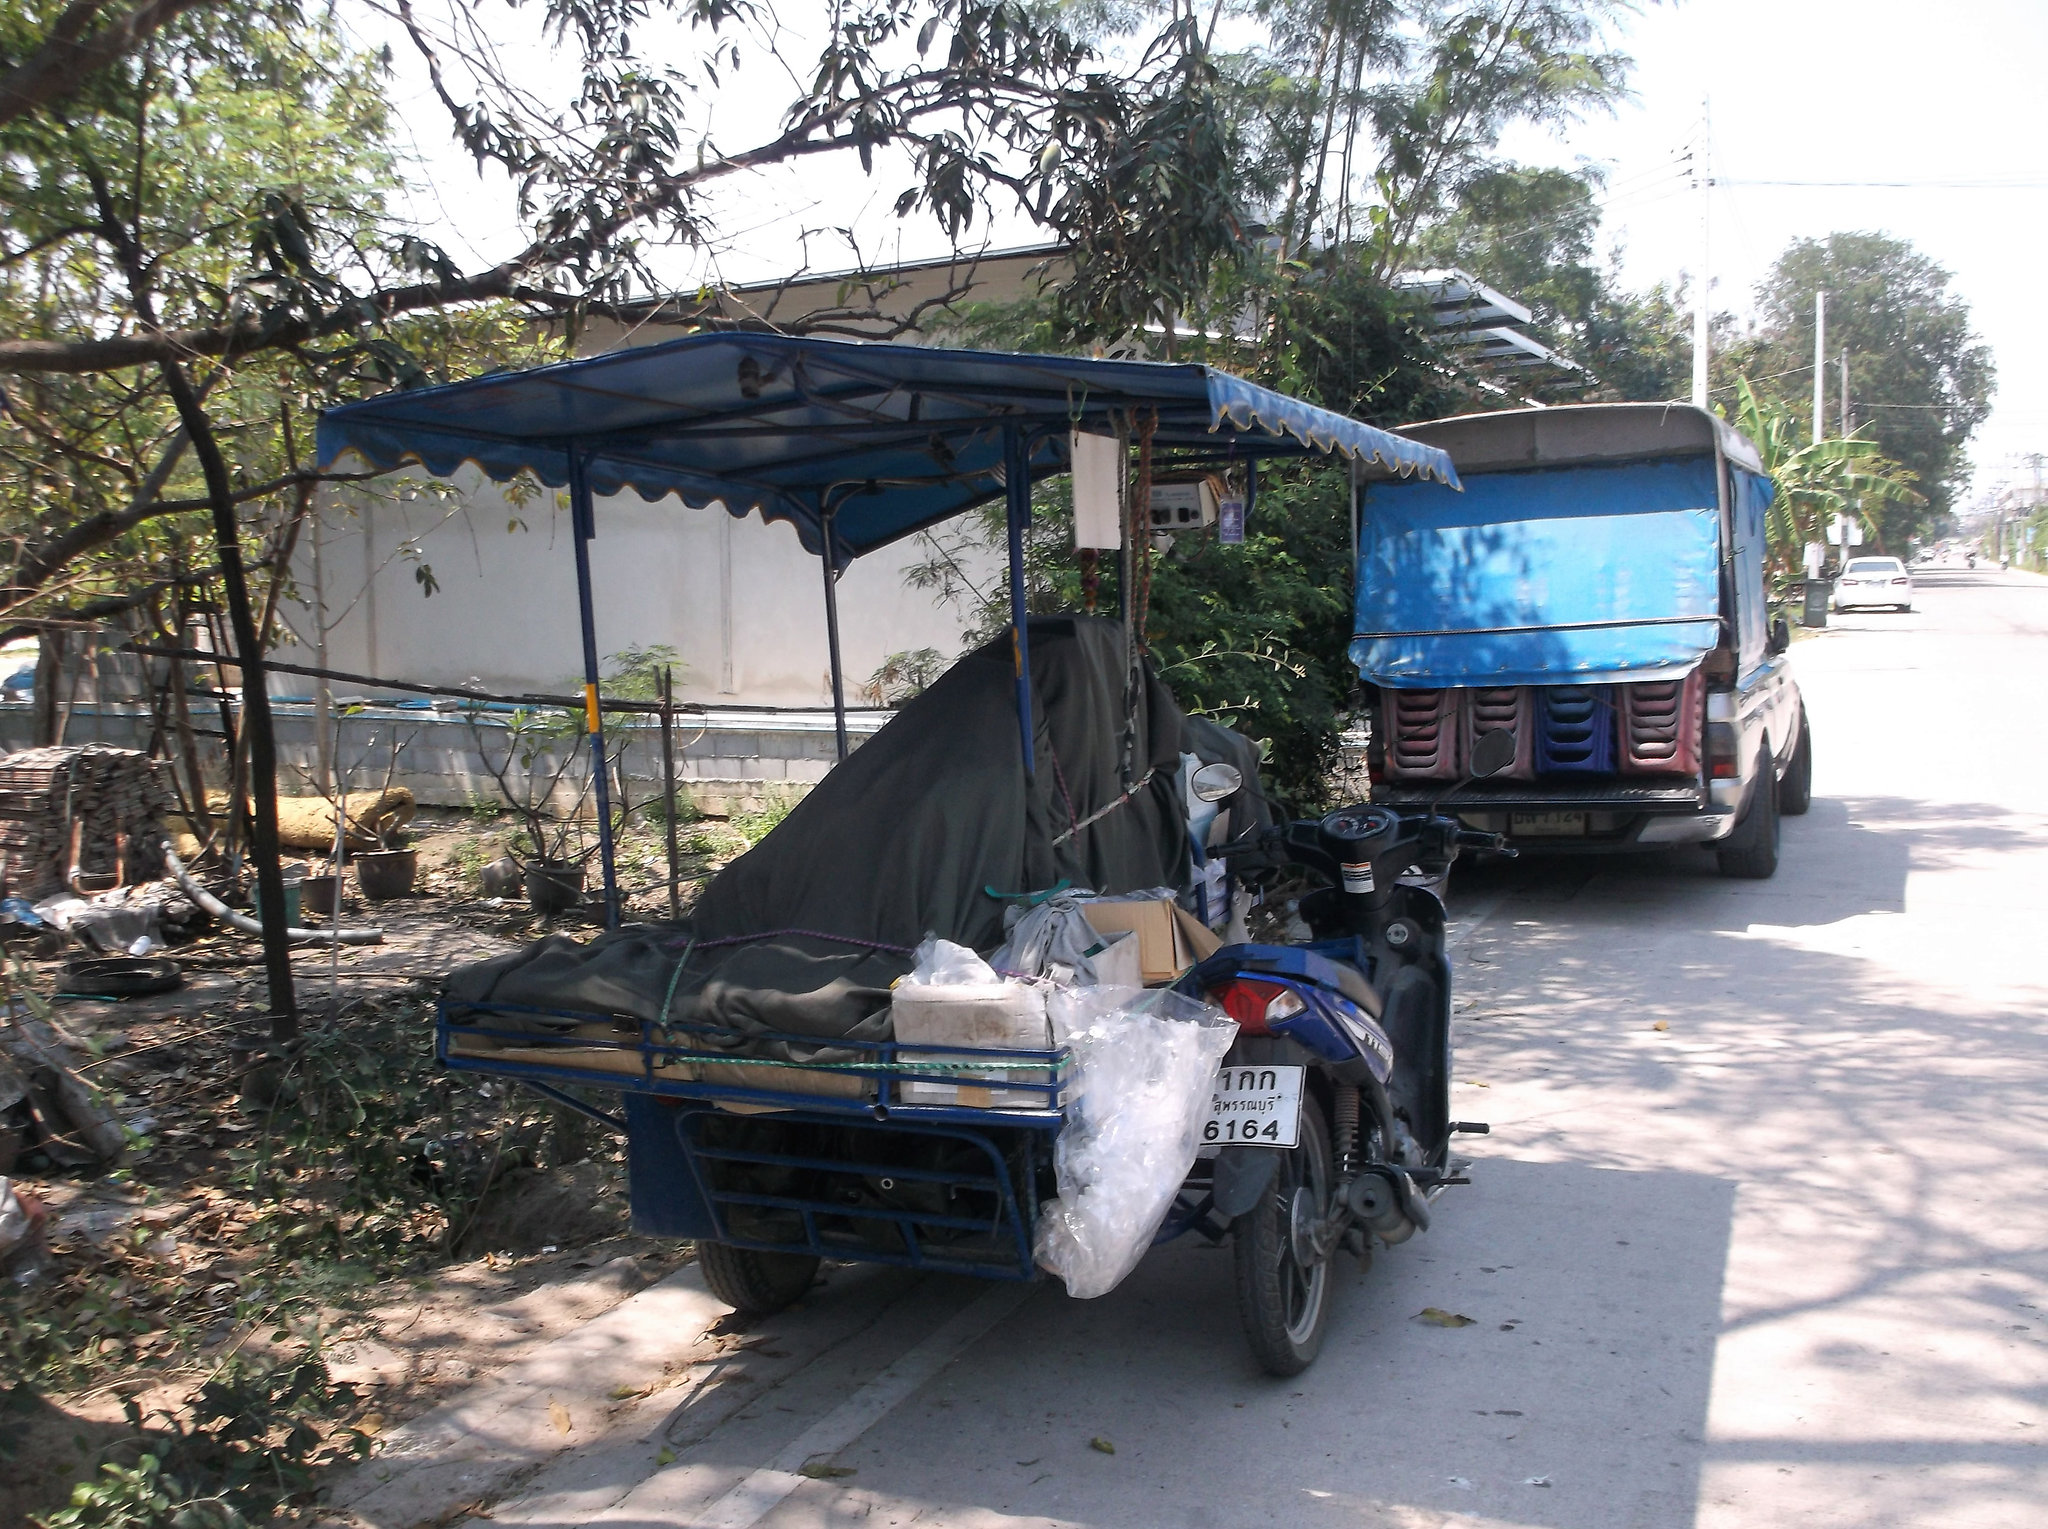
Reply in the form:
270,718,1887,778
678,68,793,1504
0,700,889,819
270,467,991,709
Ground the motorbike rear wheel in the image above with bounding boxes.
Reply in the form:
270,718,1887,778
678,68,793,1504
1232,1093,1335,1376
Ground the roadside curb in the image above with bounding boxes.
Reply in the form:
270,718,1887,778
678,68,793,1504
323,1262,727,1529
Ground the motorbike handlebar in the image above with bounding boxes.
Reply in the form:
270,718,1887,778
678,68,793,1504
1454,827,1516,857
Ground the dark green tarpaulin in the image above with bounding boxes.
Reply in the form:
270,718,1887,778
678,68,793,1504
444,617,1200,1055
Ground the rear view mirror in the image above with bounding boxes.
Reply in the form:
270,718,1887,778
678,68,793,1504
1190,761,1243,802
1469,729,1517,780
1770,617,1791,655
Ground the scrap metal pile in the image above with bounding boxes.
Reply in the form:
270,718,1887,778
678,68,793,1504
0,745,179,897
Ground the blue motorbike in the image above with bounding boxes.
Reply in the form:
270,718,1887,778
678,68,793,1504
1177,727,1518,1374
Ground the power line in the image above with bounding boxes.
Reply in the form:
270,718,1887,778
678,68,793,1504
1719,178,2048,190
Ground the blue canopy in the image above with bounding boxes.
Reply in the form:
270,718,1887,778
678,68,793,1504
1350,458,1730,688
316,331,1457,564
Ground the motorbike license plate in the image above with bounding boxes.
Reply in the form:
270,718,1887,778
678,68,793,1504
1203,1064,1304,1148
1511,811,1587,836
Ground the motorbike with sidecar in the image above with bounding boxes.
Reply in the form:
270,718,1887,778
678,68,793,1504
1173,726,1520,1373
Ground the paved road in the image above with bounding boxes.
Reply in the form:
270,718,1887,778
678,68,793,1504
441,567,2048,1529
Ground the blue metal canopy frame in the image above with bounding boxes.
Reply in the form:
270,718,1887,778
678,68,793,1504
317,333,1459,926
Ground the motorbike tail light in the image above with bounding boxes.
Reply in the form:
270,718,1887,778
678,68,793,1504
1705,720,1739,780
1209,978,1307,1035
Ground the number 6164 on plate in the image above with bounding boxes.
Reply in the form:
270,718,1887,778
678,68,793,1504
1201,1064,1304,1148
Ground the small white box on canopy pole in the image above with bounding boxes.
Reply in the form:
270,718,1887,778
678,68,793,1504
1070,429,1123,549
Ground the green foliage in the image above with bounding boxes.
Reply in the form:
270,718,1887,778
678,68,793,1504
863,649,948,706
1360,0,1633,278
1042,15,1247,346
732,790,800,848
602,645,683,701
36,1351,369,1529
1411,163,1695,402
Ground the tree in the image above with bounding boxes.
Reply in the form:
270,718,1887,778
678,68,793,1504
1409,163,1701,402
1745,232,1994,540
0,0,1246,1029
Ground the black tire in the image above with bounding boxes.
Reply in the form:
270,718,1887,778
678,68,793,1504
698,1241,820,1316
1232,1094,1335,1377
1717,747,1781,879
1777,708,1812,817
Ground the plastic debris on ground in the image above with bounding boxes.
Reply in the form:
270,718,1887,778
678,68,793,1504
1033,985,1235,1298
30,879,201,955
0,1175,51,1283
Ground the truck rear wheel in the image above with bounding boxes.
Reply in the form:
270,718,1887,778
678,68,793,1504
1778,709,1812,816
1718,747,1781,879
698,1241,820,1316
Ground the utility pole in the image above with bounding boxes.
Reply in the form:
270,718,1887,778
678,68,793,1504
1840,349,1850,436
1690,101,1712,409
1812,291,1827,444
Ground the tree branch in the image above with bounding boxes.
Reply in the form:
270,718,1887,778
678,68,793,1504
0,0,209,129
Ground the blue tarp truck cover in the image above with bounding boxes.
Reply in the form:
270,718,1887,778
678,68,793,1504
1350,457,1746,689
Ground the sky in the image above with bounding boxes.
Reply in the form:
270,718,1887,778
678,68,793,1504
361,0,2048,506
1500,0,2048,508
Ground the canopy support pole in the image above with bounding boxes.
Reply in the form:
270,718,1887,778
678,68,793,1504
1348,459,1361,597
1004,423,1036,782
568,450,622,929
820,510,849,762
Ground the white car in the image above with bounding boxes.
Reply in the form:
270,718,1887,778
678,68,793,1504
1834,555,1914,612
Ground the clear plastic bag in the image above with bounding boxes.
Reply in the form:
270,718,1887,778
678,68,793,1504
901,935,1000,987
1033,986,1236,1298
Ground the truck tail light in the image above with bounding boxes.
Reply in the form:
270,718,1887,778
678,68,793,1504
1706,720,1739,780
1209,978,1307,1035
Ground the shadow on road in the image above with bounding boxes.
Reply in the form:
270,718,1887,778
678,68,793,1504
707,1155,1736,1529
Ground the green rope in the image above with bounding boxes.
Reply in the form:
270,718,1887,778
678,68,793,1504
657,937,696,1026
648,1049,1065,1076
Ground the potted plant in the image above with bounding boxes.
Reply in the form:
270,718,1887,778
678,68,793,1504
468,704,600,917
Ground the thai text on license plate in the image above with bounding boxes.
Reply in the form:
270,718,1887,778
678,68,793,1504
1202,1064,1304,1148
1511,810,1587,836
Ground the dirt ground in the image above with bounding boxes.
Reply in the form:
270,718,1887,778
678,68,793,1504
0,804,759,1528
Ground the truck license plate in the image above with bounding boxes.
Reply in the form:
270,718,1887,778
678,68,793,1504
1511,811,1588,836
1203,1064,1304,1148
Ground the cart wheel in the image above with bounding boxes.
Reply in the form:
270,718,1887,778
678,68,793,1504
698,1242,820,1317
1232,1094,1334,1376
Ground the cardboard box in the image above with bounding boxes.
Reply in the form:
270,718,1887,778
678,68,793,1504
1081,895,1222,985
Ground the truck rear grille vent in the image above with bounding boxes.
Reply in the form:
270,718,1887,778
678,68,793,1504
1463,687,1534,779
1385,688,1461,781
1620,671,1703,776
1534,686,1617,775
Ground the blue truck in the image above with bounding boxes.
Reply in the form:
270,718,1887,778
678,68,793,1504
1351,403,1811,877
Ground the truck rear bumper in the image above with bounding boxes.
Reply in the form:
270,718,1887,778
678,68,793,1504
1374,780,1738,852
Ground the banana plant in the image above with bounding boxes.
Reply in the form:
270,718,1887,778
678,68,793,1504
1730,378,1924,578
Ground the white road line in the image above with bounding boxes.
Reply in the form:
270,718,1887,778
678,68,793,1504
1446,889,1508,952
598,1278,1035,1529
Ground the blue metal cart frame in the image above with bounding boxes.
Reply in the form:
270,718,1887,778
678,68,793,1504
320,335,1457,1280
